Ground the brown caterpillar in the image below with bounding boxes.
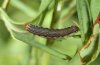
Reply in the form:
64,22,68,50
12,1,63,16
25,24,79,37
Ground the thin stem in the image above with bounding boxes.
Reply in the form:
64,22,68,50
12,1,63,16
2,0,10,10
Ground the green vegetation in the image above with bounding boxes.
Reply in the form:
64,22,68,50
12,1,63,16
0,0,100,65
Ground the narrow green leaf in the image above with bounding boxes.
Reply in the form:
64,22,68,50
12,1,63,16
79,24,99,63
0,8,25,32
76,0,93,42
39,0,52,12
31,0,54,23
12,31,70,60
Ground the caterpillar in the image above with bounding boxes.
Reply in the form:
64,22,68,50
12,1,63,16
25,24,79,37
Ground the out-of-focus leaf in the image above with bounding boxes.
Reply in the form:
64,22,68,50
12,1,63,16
41,8,54,27
12,31,69,60
0,21,10,43
79,24,100,64
0,37,31,65
76,0,93,42
48,55,68,65
90,54,100,65
52,37,82,57
6,0,37,24
67,54,83,65
0,0,3,6
10,0,37,17
87,24,100,64
7,0,54,24
39,0,52,12
0,8,26,33
31,0,54,23
91,0,100,23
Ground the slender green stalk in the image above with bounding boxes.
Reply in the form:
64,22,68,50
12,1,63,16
2,0,10,10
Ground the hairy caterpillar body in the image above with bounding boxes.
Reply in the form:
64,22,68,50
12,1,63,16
25,24,79,37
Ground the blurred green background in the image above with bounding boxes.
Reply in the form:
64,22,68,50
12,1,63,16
0,0,100,65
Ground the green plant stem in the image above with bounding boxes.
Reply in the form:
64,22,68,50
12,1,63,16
2,0,10,10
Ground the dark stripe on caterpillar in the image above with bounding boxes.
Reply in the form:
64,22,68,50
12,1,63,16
25,24,79,37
